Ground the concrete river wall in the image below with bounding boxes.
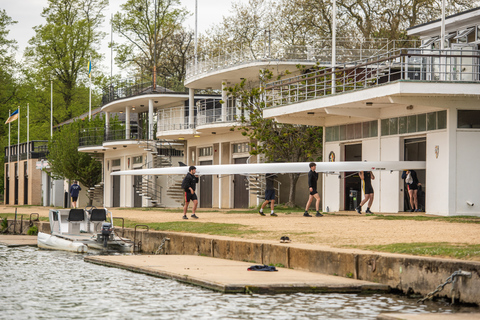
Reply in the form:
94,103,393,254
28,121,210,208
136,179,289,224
6,219,480,305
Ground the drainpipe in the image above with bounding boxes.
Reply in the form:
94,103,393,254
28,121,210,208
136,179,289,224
221,80,227,122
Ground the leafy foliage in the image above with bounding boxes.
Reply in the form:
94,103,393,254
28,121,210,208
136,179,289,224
226,69,323,206
25,0,108,122
112,0,190,86
47,120,102,205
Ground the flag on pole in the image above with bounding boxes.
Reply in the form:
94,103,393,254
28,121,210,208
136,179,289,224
88,59,92,78
5,109,19,124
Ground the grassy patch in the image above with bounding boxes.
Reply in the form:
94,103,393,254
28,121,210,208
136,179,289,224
116,207,220,213
0,213,49,222
352,242,480,260
225,205,305,215
121,220,262,237
372,215,480,224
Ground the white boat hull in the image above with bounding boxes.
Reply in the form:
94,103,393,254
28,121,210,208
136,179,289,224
38,232,88,253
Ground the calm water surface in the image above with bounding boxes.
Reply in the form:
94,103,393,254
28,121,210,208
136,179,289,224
1,245,477,320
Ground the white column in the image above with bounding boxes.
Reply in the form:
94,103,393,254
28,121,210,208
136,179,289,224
189,88,194,129
105,112,110,138
149,99,154,140
221,80,227,122
218,142,222,209
447,108,457,215
125,106,131,139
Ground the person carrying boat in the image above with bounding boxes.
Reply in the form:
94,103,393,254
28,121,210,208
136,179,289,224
69,181,81,208
182,166,199,219
355,171,375,214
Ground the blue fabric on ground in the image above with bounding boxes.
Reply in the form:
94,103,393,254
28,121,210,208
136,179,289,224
247,265,278,271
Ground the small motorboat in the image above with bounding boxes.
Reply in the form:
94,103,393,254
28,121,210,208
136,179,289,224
37,208,133,253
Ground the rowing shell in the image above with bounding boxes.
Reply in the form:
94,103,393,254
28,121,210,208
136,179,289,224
111,161,426,176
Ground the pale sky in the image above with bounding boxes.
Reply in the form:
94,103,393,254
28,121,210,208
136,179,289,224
1,0,244,76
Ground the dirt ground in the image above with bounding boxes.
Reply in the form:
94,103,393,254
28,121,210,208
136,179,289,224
2,205,479,250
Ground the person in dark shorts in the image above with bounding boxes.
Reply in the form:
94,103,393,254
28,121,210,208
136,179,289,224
69,181,81,208
356,171,375,214
402,170,421,212
259,173,278,216
304,162,323,217
182,166,199,219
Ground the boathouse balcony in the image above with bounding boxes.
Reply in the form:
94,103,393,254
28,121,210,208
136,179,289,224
4,141,48,163
184,39,402,89
263,47,480,125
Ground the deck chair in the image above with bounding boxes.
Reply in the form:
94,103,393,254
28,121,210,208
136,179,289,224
67,209,86,234
89,208,107,233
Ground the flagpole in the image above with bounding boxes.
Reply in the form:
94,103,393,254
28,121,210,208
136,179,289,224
51,79,53,137
27,103,30,172
8,109,11,164
89,56,92,120
331,0,336,94
17,106,20,165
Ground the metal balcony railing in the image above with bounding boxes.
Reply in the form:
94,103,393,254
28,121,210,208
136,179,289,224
79,127,145,147
265,48,480,109
157,106,194,132
185,39,420,81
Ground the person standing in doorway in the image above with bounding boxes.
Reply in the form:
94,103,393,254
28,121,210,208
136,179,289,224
402,170,421,212
182,166,199,219
304,162,323,217
69,181,81,208
259,173,278,217
356,171,375,214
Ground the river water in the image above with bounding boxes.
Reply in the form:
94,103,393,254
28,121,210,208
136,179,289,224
1,245,477,320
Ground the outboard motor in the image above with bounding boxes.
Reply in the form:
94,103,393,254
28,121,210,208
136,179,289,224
101,222,113,248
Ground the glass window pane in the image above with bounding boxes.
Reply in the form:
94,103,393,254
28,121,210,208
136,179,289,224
340,125,346,140
346,124,354,140
334,126,340,141
417,114,426,132
363,122,370,138
354,123,362,139
389,118,398,135
381,119,389,136
457,110,480,128
407,115,417,133
437,110,447,129
398,116,407,134
326,127,333,142
370,121,378,137
427,112,436,130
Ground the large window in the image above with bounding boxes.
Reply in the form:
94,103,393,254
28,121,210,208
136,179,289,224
326,120,377,142
458,110,480,128
381,111,446,136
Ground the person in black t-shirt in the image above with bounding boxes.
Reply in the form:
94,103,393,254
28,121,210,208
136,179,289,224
355,171,375,214
259,173,278,217
304,163,323,217
182,166,199,219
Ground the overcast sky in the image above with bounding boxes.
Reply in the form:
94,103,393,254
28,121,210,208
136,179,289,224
2,0,243,75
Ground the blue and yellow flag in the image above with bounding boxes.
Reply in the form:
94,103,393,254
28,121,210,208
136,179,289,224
88,59,92,78
5,109,19,124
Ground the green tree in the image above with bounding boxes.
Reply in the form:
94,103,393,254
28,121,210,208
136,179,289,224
227,70,323,207
25,0,108,122
0,9,18,197
112,0,189,86
47,120,102,206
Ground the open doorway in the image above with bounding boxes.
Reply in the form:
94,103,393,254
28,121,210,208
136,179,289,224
404,137,426,211
344,144,362,211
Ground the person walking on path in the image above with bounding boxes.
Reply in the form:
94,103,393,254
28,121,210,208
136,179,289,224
182,166,199,219
402,170,421,212
259,173,278,217
356,171,375,214
69,181,81,209
304,162,323,217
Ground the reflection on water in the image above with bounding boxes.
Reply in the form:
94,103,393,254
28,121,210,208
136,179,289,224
0,245,476,319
